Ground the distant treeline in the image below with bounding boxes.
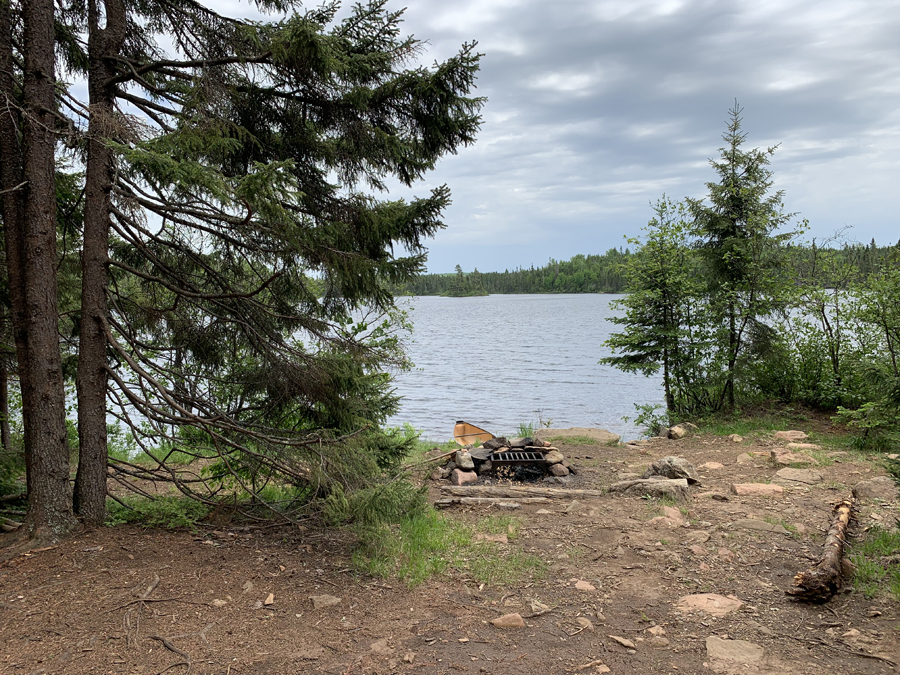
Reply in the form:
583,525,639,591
393,240,896,296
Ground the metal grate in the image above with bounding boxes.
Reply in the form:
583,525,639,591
490,451,547,467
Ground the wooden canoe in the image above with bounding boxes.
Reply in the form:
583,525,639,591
453,420,494,446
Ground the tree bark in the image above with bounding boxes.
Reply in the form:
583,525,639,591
0,360,10,452
74,0,127,526
19,0,77,537
786,497,854,603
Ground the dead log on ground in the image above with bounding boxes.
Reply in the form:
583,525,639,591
441,486,606,499
435,496,551,508
786,496,855,603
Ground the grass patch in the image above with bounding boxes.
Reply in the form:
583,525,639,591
516,422,536,438
545,435,599,446
106,494,211,529
850,527,900,602
352,509,546,588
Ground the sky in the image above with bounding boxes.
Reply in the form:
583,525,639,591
217,0,900,273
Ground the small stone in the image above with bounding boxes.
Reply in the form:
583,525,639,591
491,613,525,628
608,635,636,649
508,437,532,449
689,544,707,556
450,468,478,485
773,430,808,441
736,453,753,464
685,531,711,543
730,483,784,496
403,653,416,664
575,580,596,591
544,450,564,465
773,468,823,485
549,463,570,476
647,625,666,636
699,462,724,470
264,593,275,606
242,581,254,594
310,594,341,609
718,548,735,562
706,636,765,663
536,509,552,514
430,467,446,481
476,460,493,475
649,636,670,648
576,617,595,631
210,599,228,608
771,451,818,467
675,593,743,617
370,639,394,656
728,434,743,442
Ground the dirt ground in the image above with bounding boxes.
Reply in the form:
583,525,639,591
2,427,899,675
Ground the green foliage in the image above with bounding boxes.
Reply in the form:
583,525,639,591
106,495,211,530
442,265,488,297
0,447,25,496
350,508,546,588
850,527,900,602
629,403,671,438
395,250,631,295
322,480,427,528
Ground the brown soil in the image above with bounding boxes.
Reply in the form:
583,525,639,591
2,431,899,675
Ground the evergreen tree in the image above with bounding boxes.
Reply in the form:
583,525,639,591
1,0,484,535
689,103,796,412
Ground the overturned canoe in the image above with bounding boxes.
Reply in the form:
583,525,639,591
453,420,494,446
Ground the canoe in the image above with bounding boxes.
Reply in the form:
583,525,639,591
453,420,494,446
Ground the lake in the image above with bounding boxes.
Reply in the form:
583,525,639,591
386,294,664,442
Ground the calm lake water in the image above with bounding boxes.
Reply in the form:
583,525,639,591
386,294,664,442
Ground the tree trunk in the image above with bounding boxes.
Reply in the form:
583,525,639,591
74,0,127,526
0,361,10,452
19,0,77,537
0,1,25,464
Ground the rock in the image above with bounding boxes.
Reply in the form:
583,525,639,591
483,437,508,450
543,450,565,465
668,423,698,439
450,468,478,485
732,518,788,534
576,617,595,631
455,450,475,470
773,468,823,485
699,461,724,470
774,430,808,441
649,636,670,648
786,442,821,451
641,456,699,483
508,437,532,449
310,594,341,609
242,581,254,594
534,427,620,445
575,580,596,591
853,476,900,501
675,593,743,617
771,450,818,467
491,613,525,628
689,544,707,556
370,639,394,656
705,636,765,663
469,447,492,461
549,463,570,477
616,472,640,480
686,531,711,544
728,434,744,442
608,635,636,649
662,505,685,524
403,653,416,664
647,625,666,636
430,467,446,481
536,509,553,514
736,453,754,464
210,599,228,608
476,460,493,475
730,483,784,496
609,478,690,501
264,593,275,606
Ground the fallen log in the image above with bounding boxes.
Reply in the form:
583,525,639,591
440,486,606,499
786,496,855,603
435,496,551,507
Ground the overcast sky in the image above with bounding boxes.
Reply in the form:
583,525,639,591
223,0,900,273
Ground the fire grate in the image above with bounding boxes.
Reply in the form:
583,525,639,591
490,451,547,467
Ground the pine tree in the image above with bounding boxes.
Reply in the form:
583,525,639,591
1,0,484,533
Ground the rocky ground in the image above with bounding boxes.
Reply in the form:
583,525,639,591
1,426,899,675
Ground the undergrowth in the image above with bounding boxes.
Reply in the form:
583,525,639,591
106,494,211,530
351,510,546,588
850,527,900,602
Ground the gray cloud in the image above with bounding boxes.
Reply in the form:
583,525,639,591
222,0,900,271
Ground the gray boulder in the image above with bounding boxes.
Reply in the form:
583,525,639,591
608,478,690,502
641,456,700,484
455,450,475,471
852,476,900,501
